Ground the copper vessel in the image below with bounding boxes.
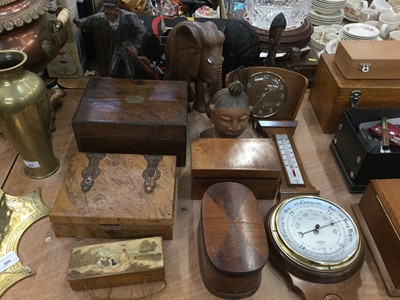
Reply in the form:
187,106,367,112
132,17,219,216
0,50,60,178
0,0,69,73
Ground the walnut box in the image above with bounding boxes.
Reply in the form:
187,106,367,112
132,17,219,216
352,179,400,296
49,153,176,239
67,237,165,291
190,138,281,199
309,54,400,134
334,40,400,80
198,182,268,298
72,77,188,167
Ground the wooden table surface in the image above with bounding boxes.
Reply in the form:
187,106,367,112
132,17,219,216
0,79,398,300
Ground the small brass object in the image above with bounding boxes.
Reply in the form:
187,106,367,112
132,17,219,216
125,95,144,104
0,188,50,296
142,155,162,193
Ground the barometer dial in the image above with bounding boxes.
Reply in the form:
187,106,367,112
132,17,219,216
268,196,361,272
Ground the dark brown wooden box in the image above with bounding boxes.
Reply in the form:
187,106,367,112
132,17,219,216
72,77,188,167
330,108,400,192
352,179,400,297
50,153,177,240
309,54,400,134
191,138,281,199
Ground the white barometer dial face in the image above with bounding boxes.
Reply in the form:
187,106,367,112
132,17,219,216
270,196,360,270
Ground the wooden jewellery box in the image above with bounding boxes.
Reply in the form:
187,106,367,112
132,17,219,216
330,108,400,192
309,54,400,134
190,138,281,200
67,237,165,291
334,40,400,80
50,153,177,239
352,179,400,296
72,77,188,167
198,182,268,299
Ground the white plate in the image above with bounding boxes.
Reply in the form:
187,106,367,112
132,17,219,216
343,15,358,22
342,23,380,39
312,4,341,15
325,38,339,53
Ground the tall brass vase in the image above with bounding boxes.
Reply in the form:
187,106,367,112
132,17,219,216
0,50,59,178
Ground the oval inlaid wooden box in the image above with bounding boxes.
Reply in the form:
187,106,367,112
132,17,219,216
198,182,268,299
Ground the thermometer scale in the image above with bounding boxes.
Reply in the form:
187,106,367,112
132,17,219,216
275,133,304,186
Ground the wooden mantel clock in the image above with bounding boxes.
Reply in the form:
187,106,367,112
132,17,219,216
225,66,308,129
225,66,319,199
265,195,366,300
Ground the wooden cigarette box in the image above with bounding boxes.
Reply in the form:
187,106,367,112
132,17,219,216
198,182,268,298
330,108,400,192
309,54,400,134
190,138,281,199
67,237,165,291
334,40,400,80
72,77,188,167
352,179,400,296
50,153,176,240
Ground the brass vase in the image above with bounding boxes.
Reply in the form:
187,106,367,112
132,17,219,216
0,50,59,178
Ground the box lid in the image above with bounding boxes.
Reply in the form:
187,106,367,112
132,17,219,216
72,77,187,139
201,182,268,274
191,138,281,178
334,40,400,79
50,153,176,225
371,179,400,234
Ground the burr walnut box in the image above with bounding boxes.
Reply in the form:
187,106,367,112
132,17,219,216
190,138,281,199
49,153,177,240
72,77,188,167
309,54,400,134
67,237,165,291
352,179,400,296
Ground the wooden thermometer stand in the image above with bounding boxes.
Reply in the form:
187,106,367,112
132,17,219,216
256,120,319,199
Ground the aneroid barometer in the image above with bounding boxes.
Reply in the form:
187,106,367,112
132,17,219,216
266,196,365,300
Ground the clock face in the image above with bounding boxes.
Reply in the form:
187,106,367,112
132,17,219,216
269,196,360,271
246,71,287,118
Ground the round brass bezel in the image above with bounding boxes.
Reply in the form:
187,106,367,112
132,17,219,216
269,195,361,272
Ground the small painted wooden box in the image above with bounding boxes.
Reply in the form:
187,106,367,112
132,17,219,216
67,237,165,291
49,153,176,239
